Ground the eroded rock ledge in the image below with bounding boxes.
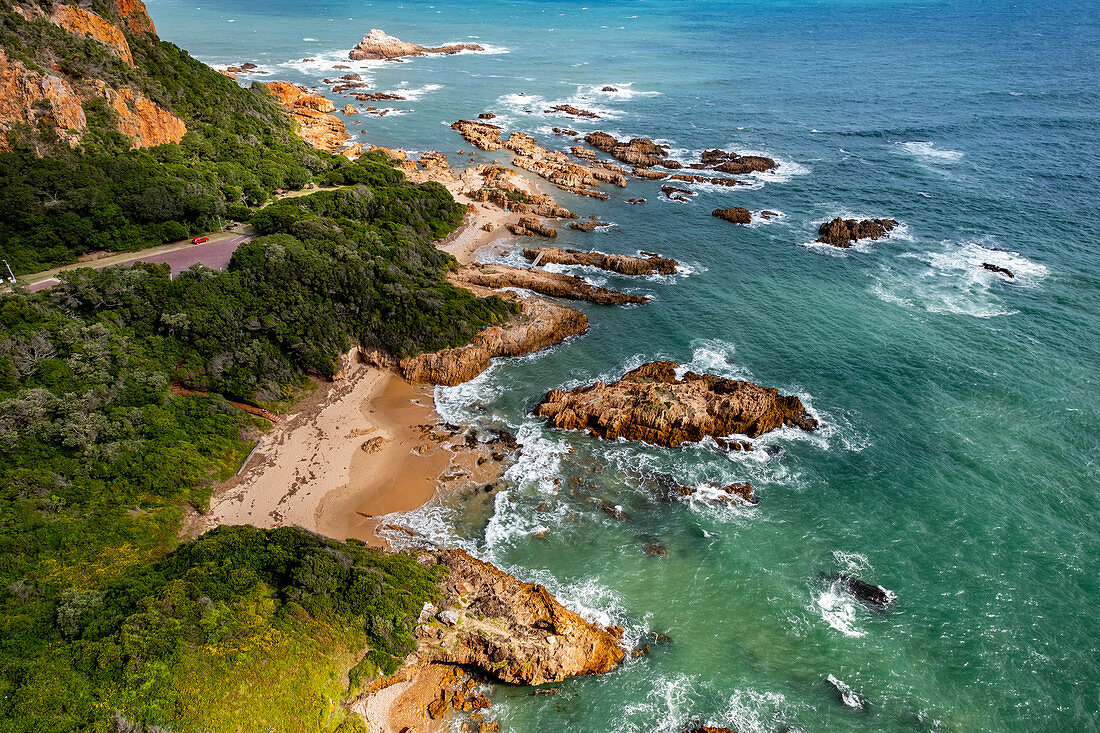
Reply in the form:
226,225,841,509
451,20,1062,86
534,361,818,447
400,292,588,386
816,217,898,248
523,247,678,276
451,263,649,306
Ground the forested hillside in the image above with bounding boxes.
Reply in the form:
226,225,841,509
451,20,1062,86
0,3,515,730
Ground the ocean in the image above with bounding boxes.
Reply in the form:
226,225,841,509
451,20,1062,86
147,0,1100,729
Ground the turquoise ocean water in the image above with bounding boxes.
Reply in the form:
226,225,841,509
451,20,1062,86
148,1,1100,729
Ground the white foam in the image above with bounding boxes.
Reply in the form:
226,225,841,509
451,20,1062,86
380,82,441,100
576,82,661,100
814,587,868,637
896,140,965,162
827,674,867,709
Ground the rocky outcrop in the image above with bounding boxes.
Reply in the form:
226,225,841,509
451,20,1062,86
545,104,600,119
825,574,894,611
0,50,185,151
416,550,625,685
669,173,743,187
712,207,752,225
568,220,610,232
112,0,157,34
452,120,626,194
523,247,678,275
534,361,818,447
451,264,649,306
261,80,351,153
584,131,678,168
349,29,483,60
400,293,589,386
663,185,694,202
49,5,134,66
509,216,558,238
632,167,668,180
463,164,576,218
982,262,1014,278
816,217,898,248
693,149,776,174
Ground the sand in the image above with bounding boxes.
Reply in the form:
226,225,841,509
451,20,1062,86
199,357,501,547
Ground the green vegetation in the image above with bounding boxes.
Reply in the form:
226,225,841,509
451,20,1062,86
0,5,522,722
0,145,514,728
0,1,369,274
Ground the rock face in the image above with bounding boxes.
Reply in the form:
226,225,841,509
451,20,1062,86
451,264,649,306
49,5,134,66
0,49,185,152
523,247,678,275
349,29,483,60
534,361,818,447
816,217,898,248
418,550,625,685
400,293,589,386
261,80,352,153
712,207,752,225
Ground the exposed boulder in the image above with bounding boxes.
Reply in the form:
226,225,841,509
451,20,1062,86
523,247,678,275
601,86,618,92
825,573,894,611
663,185,695,202
712,207,752,225
534,361,818,447
816,217,898,248
509,216,558,238
694,148,777,174
568,220,610,232
632,167,668,180
584,131,677,168
349,28,483,60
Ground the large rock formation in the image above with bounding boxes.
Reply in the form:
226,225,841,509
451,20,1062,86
694,148,776,174
508,216,558,238
49,4,134,66
451,264,649,306
0,49,185,152
523,247,678,275
534,361,818,447
260,80,352,153
419,550,625,685
400,293,589,386
349,29,483,60
816,217,898,248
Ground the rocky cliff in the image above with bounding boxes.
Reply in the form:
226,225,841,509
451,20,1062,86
400,292,589,385
0,2,185,152
534,361,819,447
523,246,679,275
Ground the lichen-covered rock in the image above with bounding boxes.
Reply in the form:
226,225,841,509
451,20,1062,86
523,247,678,275
816,217,898,247
534,361,818,447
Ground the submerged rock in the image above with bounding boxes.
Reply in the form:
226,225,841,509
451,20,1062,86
827,674,868,710
534,361,818,447
523,246,678,275
816,217,898,248
826,573,894,611
982,262,1014,278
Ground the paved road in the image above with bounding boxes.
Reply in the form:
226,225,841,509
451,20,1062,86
27,235,253,292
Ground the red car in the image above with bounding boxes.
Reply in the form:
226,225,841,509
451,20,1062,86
191,236,209,244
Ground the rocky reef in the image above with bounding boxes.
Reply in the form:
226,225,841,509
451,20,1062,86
451,263,650,306
816,217,898,248
261,80,353,153
400,292,589,386
523,247,678,275
534,361,818,447
712,207,752,225
584,131,679,168
349,28,483,60
693,148,777,174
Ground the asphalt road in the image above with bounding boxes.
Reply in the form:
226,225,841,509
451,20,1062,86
27,235,253,292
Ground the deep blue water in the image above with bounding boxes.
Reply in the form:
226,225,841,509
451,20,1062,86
150,1,1100,729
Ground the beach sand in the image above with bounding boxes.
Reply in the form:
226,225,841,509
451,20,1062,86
199,357,501,547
